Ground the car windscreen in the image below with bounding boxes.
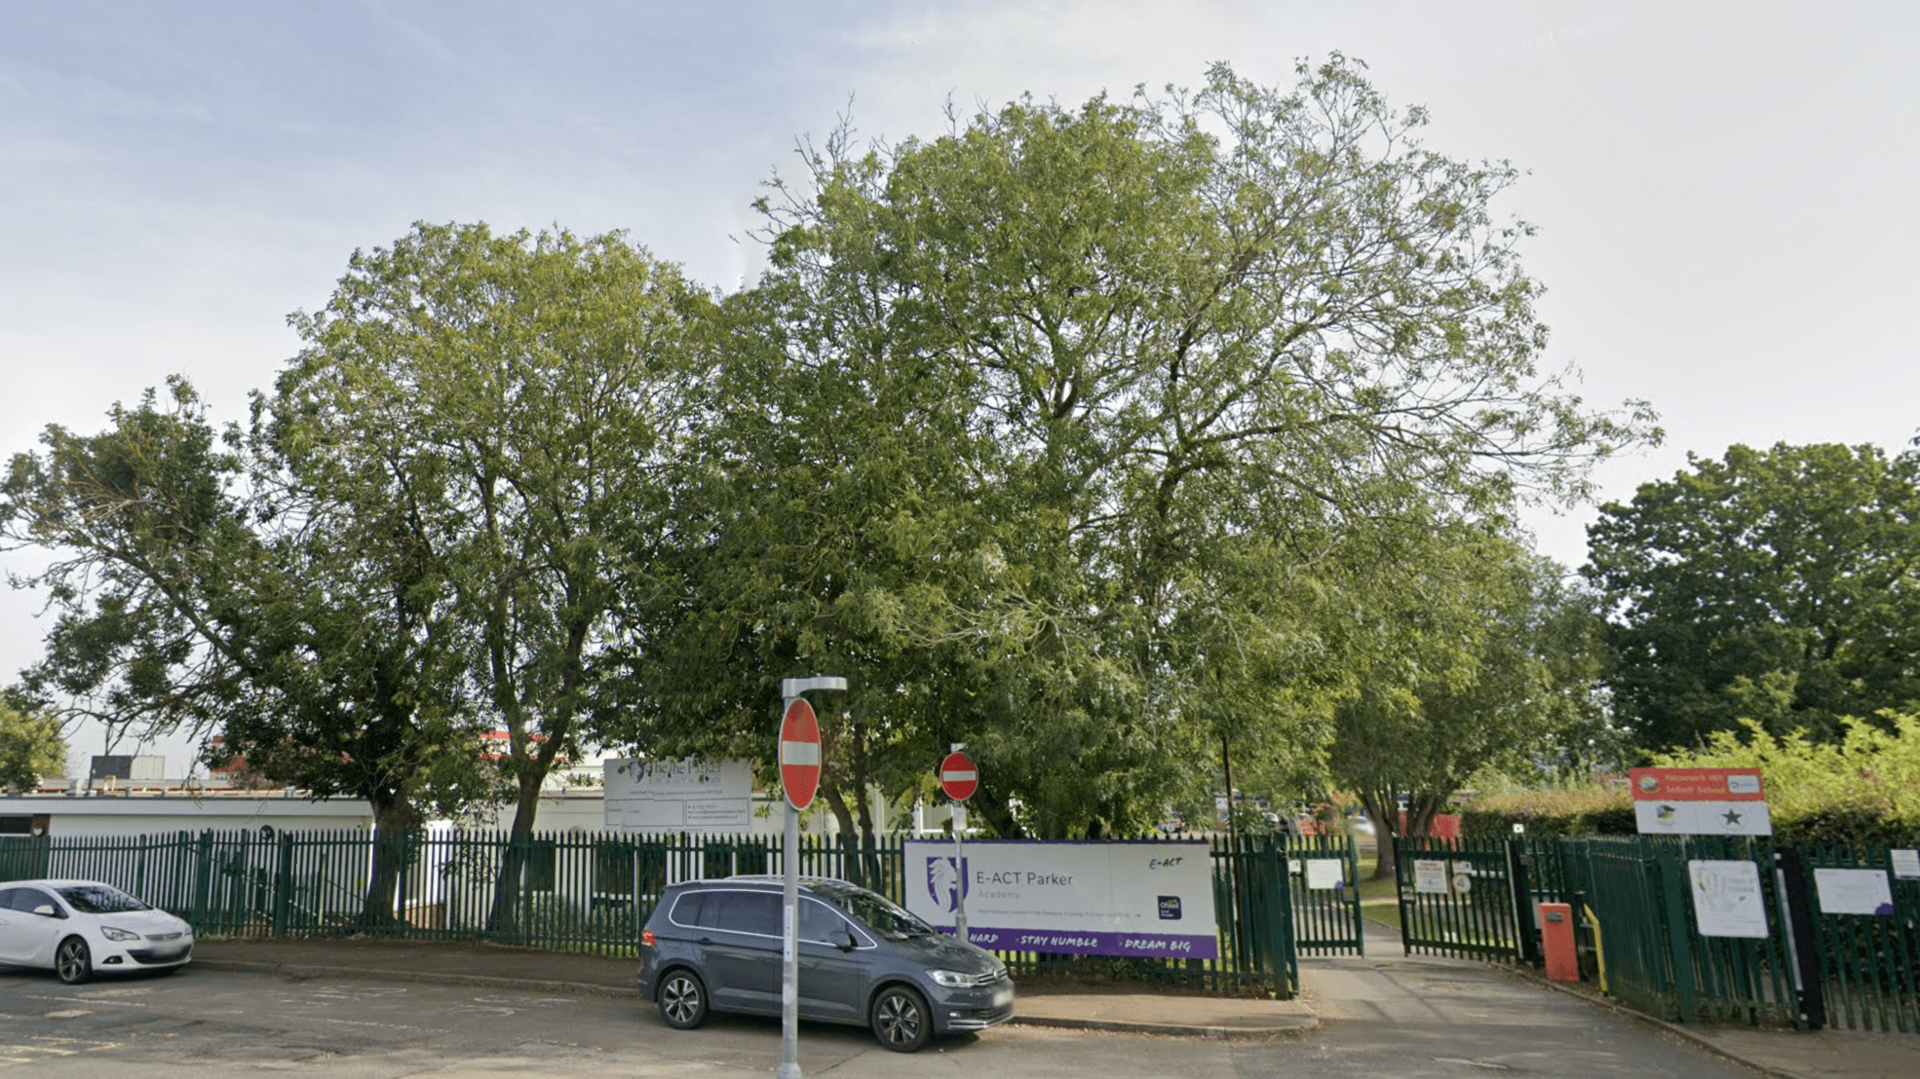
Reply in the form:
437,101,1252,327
824,889,936,940
55,884,151,914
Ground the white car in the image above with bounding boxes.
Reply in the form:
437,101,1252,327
0,879,194,984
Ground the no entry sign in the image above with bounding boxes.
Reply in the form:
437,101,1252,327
780,698,822,811
939,750,977,802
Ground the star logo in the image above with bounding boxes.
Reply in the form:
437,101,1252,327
1723,809,1743,826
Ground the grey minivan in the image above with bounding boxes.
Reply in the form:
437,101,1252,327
637,875,1014,1052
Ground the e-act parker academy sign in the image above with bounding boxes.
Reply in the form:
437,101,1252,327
1629,767,1772,836
902,840,1219,959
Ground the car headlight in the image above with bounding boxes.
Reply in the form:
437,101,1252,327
100,927,141,942
927,969,972,988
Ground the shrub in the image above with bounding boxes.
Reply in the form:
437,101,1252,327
1651,713,1920,847
1460,786,1634,838
1459,713,1920,845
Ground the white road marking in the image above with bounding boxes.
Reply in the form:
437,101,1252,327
0,1036,121,1070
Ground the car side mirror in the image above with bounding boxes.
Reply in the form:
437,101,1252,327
831,928,857,952
32,904,59,918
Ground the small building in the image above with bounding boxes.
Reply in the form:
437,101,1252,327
1,788,376,838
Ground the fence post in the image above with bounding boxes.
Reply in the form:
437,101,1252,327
1394,835,1414,957
1348,834,1366,956
1773,847,1828,1031
1507,839,1539,966
1655,846,1699,1022
1262,835,1298,995
273,831,294,938
191,830,214,930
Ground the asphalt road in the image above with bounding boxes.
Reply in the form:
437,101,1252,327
0,961,1766,1079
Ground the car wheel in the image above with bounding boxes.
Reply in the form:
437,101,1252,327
55,936,93,985
656,969,708,1029
870,985,931,1053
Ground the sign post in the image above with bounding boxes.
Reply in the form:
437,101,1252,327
777,676,844,1079
940,746,976,944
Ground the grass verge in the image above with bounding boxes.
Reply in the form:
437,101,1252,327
1354,856,1402,933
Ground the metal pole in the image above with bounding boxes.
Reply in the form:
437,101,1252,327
952,802,968,944
779,785,802,1079
774,676,843,1079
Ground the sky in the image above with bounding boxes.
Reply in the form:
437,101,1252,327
4,0,1917,775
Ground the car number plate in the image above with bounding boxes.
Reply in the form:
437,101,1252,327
992,986,1012,1007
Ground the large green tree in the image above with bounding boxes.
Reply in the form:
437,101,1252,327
275,223,712,919
627,58,1653,837
3,224,707,922
0,696,68,791
1327,521,1604,878
1,381,475,920
1584,442,1920,752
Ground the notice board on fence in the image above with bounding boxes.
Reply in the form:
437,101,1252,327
902,839,1219,959
1815,868,1896,916
1688,859,1770,938
603,758,753,833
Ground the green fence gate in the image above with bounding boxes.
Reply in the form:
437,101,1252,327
1393,836,1530,962
1286,834,1364,956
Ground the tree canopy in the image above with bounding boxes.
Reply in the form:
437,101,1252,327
1326,521,1607,876
1584,442,1920,753
621,58,1652,837
274,222,714,853
0,696,67,791
5,59,1655,842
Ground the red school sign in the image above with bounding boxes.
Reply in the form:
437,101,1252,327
1628,767,1765,802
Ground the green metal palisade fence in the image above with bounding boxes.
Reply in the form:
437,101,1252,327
0,829,1305,998
1392,833,1920,1034
1800,841,1920,1033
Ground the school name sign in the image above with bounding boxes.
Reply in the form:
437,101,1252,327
1630,767,1772,837
902,839,1219,959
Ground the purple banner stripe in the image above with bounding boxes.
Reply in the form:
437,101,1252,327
935,925,1219,960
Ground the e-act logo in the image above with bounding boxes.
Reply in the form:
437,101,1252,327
925,856,969,913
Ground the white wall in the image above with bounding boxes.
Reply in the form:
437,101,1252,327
2,793,375,836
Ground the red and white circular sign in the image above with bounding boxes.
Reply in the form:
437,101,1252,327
779,699,822,811
939,750,977,802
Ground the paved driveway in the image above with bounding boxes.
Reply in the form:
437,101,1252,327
1292,953,1768,1078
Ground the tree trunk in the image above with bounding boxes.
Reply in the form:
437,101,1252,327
362,793,420,926
487,765,547,935
482,624,585,933
819,784,863,886
1361,789,1399,882
972,789,1022,838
